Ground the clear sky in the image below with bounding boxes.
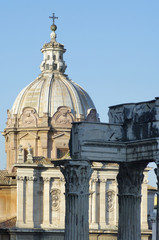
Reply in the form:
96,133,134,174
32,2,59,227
0,0,159,186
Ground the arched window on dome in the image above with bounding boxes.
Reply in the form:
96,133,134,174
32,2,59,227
53,55,56,60
47,55,50,60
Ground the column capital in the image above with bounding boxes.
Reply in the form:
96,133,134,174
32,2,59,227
60,160,93,196
117,161,148,197
43,177,50,182
26,176,37,181
17,176,25,181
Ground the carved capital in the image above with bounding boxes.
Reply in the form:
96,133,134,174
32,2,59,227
117,162,148,197
60,160,93,195
43,177,50,182
99,178,107,183
91,178,98,183
17,176,25,181
26,176,37,181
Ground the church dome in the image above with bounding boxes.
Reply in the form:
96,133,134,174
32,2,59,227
11,73,95,120
10,22,97,121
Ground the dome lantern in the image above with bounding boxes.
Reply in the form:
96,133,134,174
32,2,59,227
40,13,67,73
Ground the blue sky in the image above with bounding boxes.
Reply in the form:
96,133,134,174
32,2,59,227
0,0,159,186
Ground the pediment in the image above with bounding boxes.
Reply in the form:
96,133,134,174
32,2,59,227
19,132,37,140
52,132,70,140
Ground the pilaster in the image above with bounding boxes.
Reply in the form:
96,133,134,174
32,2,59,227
117,161,148,240
99,178,107,229
43,177,51,226
26,176,36,228
16,176,25,227
60,177,65,227
89,178,98,229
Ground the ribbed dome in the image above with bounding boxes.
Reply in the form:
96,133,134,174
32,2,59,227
11,72,95,120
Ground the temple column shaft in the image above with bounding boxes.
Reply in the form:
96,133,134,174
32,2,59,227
60,160,92,240
117,162,147,240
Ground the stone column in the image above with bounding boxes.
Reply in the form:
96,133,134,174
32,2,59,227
117,161,148,240
154,164,159,240
60,160,92,240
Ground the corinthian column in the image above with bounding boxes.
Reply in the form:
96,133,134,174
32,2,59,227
117,161,148,240
60,160,93,240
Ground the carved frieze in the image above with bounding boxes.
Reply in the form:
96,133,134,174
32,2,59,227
50,188,61,211
19,107,38,127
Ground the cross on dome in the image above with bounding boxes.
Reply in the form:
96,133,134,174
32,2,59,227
49,13,58,25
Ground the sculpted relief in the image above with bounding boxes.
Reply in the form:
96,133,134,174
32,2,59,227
19,107,38,127
50,188,61,211
106,190,115,212
51,107,74,126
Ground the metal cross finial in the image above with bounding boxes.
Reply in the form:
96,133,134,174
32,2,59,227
49,13,58,25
